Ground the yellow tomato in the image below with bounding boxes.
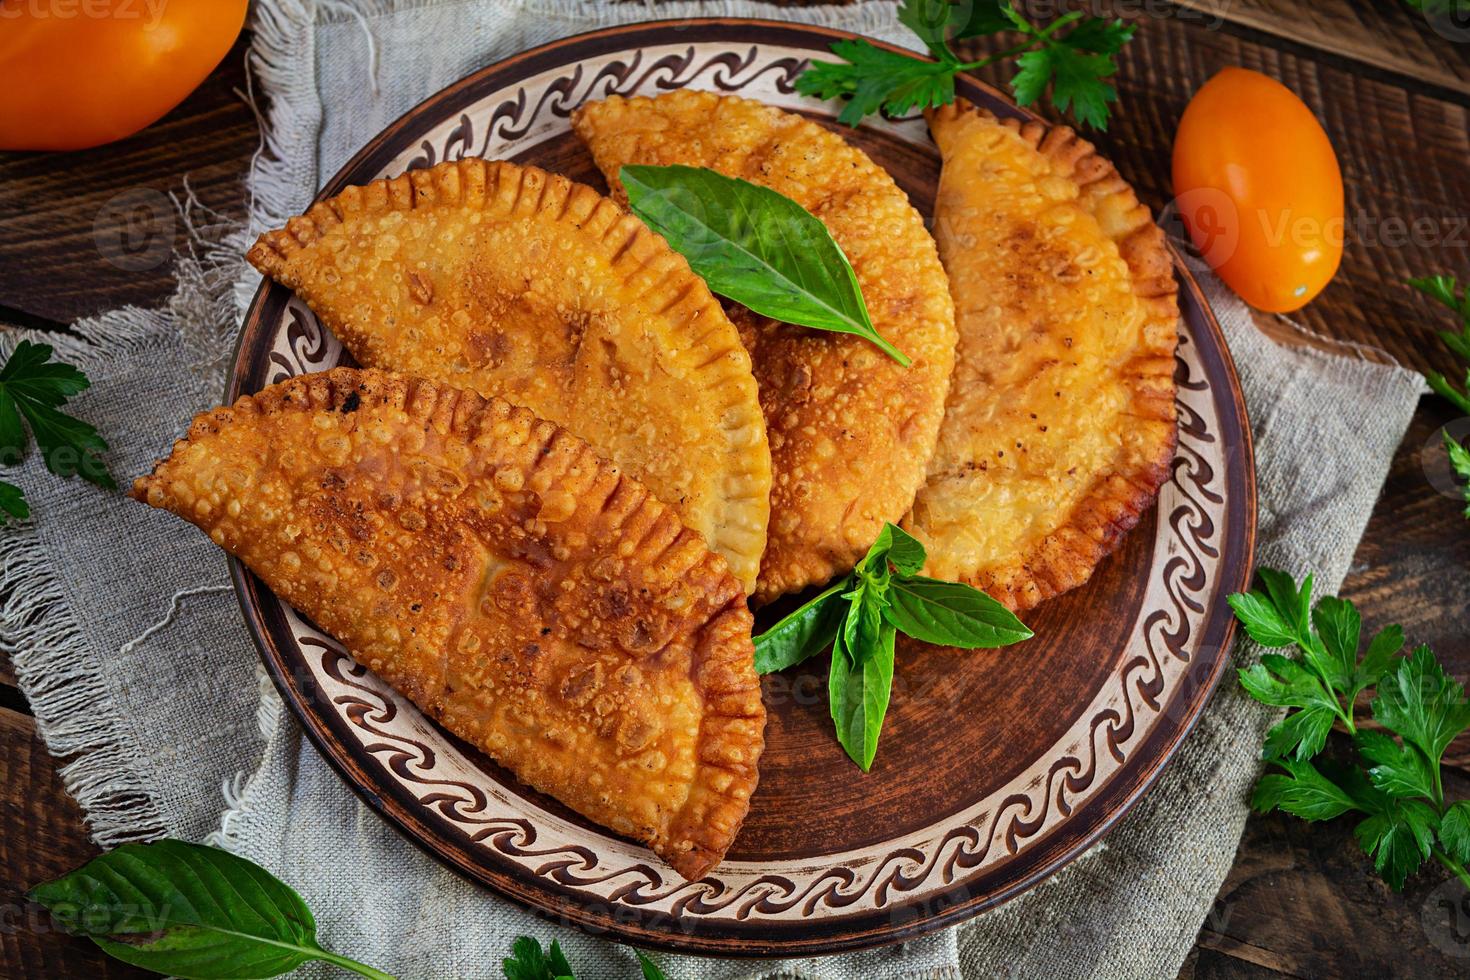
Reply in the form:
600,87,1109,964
0,0,248,151
1172,67,1344,313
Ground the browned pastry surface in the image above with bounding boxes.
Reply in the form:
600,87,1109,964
132,368,764,880
573,91,957,602
905,100,1179,612
247,159,770,593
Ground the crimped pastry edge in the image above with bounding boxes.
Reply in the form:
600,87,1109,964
574,90,959,603
920,99,1180,613
245,158,772,596
132,367,764,881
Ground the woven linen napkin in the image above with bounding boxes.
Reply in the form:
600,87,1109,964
0,2,1426,977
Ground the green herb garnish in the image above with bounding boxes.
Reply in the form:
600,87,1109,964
503,936,666,979
1410,274,1470,415
0,338,114,522
755,522,1032,770
1409,275,1470,517
28,840,396,979
796,0,1135,130
620,164,907,365
1230,568,1470,890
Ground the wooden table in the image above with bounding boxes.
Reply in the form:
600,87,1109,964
2,2,1468,976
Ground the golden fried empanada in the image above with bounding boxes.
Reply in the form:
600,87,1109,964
247,160,770,594
132,368,764,880
573,92,957,602
904,101,1178,612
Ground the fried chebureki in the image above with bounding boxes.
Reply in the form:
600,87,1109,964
572,91,957,602
132,368,764,881
246,159,770,594
904,101,1178,612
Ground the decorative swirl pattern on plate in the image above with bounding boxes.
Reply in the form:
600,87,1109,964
249,38,1241,936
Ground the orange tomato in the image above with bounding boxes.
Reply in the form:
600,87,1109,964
1172,67,1344,313
0,0,248,151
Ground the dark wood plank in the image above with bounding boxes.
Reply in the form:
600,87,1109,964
0,33,258,326
988,1,1470,377
0,706,150,979
1179,0,1470,95
1189,740,1470,978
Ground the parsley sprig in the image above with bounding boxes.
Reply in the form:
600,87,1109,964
0,339,114,523
1230,568,1470,890
755,523,1032,770
503,936,665,980
1410,275,1470,519
796,0,1135,129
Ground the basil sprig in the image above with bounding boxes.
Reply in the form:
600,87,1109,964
28,840,395,979
619,164,909,365
754,523,1033,770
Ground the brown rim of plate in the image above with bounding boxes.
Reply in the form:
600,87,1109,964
227,17,1258,957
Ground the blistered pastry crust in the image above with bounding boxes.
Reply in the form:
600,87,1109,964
573,91,958,602
247,159,770,594
906,100,1179,612
132,368,764,880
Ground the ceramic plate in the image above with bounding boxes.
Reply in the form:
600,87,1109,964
229,18,1257,957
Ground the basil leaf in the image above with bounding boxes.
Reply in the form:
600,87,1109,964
28,840,394,979
619,164,909,365
878,523,927,576
829,621,897,772
882,576,1033,648
753,579,849,674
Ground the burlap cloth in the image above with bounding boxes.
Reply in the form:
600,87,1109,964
0,2,1426,977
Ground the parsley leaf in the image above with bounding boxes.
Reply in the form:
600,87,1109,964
1014,43,1119,131
0,340,115,522
1233,568,1470,892
753,522,1032,769
1372,645,1470,781
636,951,668,980
797,41,958,127
1440,801,1470,865
1356,729,1437,800
1355,799,1440,890
1445,431,1470,519
1251,757,1358,821
1411,274,1470,417
503,936,575,980
0,480,27,521
795,0,1135,130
